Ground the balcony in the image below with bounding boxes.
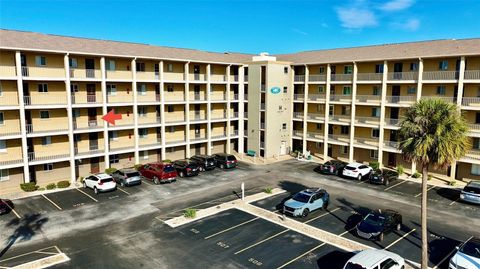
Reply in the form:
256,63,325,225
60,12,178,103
26,124,69,135
164,94,185,102
0,125,21,137
261,84,266,92
138,94,161,103
353,137,379,148
0,96,19,108
328,134,350,144
190,113,207,122
191,93,207,101
422,71,458,81
423,96,455,103
355,117,380,126
464,70,480,80
462,98,480,107
106,95,133,104
306,132,324,141
330,74,353,81
189,74,206,81
211,133,227,139
293,112,304,119
0,65,17,77
109,145,135,153
307,113,325,121
191,134,207,142
244,112,248,118
384,118,401,127
73,119,103,131
163,72,185,81
74,145,104,156
357,73,383,81
294,75,305,82
308,74,326,82
260,122,265,129
230,130,239,136
308,94,326,102
383,141,400,152
70,68,101,79
468,124,480,135
244,94,248,100
106,70,132,80
260,141,265,148
329,94,352,102
355,95,381,104
21,66,65,78
292,130,303,137
211,111,227,120
387,72,418,81
71,94,102,104
138,116,162,126
136,71,159,81
230,75,239,82
0,157,23,167
139,138,162,149
211,74,226,82
293,94,304,101
231,112,239,119
329,115,351,123
230,94,239,101
385,96,416,104
28,152,69,162
260,103,265,110
164,116,186,124
461,149,480,162
24,95,67,106
244,75,248,82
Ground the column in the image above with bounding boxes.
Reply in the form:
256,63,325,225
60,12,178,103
456,56,466,107
14,51,30,183
348,62,357,162
185,62,190,158
238,65,245,157
159,61,166,160
416,58,424,101
302,65,309,155
100,57,110,167
323,64,331,159
378,61,389,168
449,161,457,179
64,54,76,183
132,58,139,164
206,63,212,155
226,65,231,154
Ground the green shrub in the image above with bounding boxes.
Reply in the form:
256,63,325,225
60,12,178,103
427,175,432,181
20,182,38,192
396,165,404,175
264,187,273,194
162,159,172,163
105,168,117,174
134,164,142,170
46,183,56,190
57,180,70,188
448,180,456,186
369,161,380,170
412,172,421,178
38,187,45,191
184,208,197,218
78,176,84,183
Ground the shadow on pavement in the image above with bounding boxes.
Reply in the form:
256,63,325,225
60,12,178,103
0,213,48,258
435,188,461,202
317,250,355,269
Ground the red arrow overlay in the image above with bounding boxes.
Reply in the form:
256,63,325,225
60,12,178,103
102,109,122,125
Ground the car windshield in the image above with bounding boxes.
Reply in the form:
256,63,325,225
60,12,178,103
126,172,140,177
344,262,367,269
324,161,333,165
364,213,385,226
292,193,311,203
227,156,236,161
163,166,175,173
460,240,480,258
463,186,480,195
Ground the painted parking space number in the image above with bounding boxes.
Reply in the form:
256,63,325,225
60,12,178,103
216,241,230,249
248,258,262,266
190,228,200,234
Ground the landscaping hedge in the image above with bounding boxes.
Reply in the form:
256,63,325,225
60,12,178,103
57,180,70,188
20,182,38,192
46,183,56,190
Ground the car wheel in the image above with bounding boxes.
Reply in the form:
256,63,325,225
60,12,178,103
357,174,362,181
301,209,309,218
220,164,225,169
396,223,401,231
94,187,98,195
179,171,184,178
153,177,159,185
385,179,389,186
83,182,87,189
378,232,384,242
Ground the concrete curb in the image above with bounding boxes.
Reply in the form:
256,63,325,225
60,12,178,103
5,184,82,201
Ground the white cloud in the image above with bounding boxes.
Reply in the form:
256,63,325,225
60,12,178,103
291,28,308,36
398,18,420,31
379,0,414,11
336,7,378,29
321,22,329,28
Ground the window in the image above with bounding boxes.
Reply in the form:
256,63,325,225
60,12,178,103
372,86,380,96
372,129,380,138
139,128,148,138
35,56,46,66
343,86,352,95
106,84,117,96
316,123,322,130
340,146,348,155
319,66,325,74
69,58,78,68
370,150,379,159
0,140,6,152
375,64,384,73
136,62,145,72
110,154,119,164
138,106,147,117
40,110,50,119
439,60,448,71
70,84,79,93
74,134,81,142
279,105,283,110
473,138,480,149
344,65,353,74
38,83,48,93
0,169,9,181
43,163,53,171
437,85,446,95
328,105,334,116
372,107,380,117
341,126,349,135
284,67,288,74
167,84,174,92
315,142,321,149
167,63,173,72
138,84,146,95
168,126,175,133
341,106,350,116
380,258,398,269
109,131,118,141
106,60,116,71
407,86,417,95
72,109,80,118
410,62,418,71
167,105,174,113
42,136,52,145
140,150,149,160
0,112,3,125
282,123,287,130
318,85,325,93
283,86,287,93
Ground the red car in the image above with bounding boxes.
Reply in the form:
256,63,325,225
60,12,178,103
137,162,177,184
0,198,14,215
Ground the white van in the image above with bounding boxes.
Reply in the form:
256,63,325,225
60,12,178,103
343,249,405,269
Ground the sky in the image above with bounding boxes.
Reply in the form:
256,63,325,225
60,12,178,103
0,0,479,55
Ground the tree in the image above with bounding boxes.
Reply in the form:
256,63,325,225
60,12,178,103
398,98,470,269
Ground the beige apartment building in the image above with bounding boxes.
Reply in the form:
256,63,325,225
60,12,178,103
0,29,479,195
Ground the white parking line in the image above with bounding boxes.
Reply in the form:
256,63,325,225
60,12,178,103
276,242,326,269
204,217,259,239
75,188,98,202
384,180,407,191
141,179,154,185
449,197,460,206
384,228,416,249
117,187,130,195
41,194,62,211
4,202,21,219
414,185,436,197
234,229,290,255
0,246,61,262
304,208,340,224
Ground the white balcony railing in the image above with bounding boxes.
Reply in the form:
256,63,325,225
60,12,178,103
328,134,349,143
384,118,400,126
354,137,379,146
260,103,265,110
260,142,265,148
462,150,480,161
28,152,69,162
21,66,65,78
260,122,265,129
0,125,22,137
309,74,326,82
261,84,266,92
423,96,455,103
329,115,351,122
307,113,325,121
0,96,19,107
464,70,480,80
383,141,399,149
306,132,324,140
230,130,239,136
293,112,303,119
356,95,381,103
244,94,248,100
23,95,67,106
462,97,480,107
293,130,303,137
211,133,227,139
0,65,17,77
330,74,353,81
385,96,416,104
423,71,459,80
294,75,305,82
357,73,383,81
25,124,68,134
308,94,326,101
355,117,380,125
244,112,248,118
0,158,23,166
468,124,480,132
387,72,418,81
70,68,100,79
330,94,352,102
244,75,248,82
71,94,100,104
294,94,305,101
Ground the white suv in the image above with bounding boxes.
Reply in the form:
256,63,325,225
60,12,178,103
83,173,117,194
344,249,405,269
342,162,373,180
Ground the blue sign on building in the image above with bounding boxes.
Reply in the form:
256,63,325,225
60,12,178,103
270,87,281,94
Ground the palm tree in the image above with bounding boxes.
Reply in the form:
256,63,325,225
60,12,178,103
398,98,470,269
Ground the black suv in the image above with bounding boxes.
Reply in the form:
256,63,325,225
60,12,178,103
369,169,399,186
0,198,13,215
355,209,402,241
316,160,348,175
213,153,237,169
172,159,200,178
190,155,216,172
